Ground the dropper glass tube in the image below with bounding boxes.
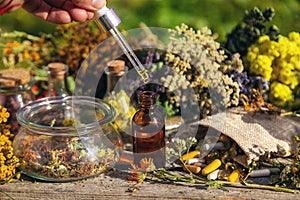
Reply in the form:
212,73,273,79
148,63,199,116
95,7,149,83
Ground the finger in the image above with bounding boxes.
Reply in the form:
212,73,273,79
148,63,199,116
23,0,46,13
0,0,13,9
23,0,72,24
87,11,94,20
0,0,24,14
63,1,88,22
47,8,72,24
72,0,106,11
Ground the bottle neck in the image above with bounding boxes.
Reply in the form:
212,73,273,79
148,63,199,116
48,78,69,97
104,60,127,98
105,71,125,94
138,91,156,110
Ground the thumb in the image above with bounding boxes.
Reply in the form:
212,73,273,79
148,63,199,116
72,0,106,11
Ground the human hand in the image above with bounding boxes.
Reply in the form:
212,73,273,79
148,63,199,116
0,0,106,24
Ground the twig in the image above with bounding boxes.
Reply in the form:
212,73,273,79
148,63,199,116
150,168,295,193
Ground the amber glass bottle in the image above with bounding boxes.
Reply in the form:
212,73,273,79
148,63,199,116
132,91,165,168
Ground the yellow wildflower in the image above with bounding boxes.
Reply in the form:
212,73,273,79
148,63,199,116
246,31,300,110
269,82,294,108
249,55,273,81
0,107,20,184
289,31,300,42
0,106,10,124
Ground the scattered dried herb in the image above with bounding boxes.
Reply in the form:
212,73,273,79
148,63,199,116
14,107,118,181
15,133,117,181
275,136,300,188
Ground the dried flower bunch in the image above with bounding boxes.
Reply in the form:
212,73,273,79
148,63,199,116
164,24,240,118
54,21,111,76
225,7,280,57
15,134,117,181
0,106,20,184
246,32,300,110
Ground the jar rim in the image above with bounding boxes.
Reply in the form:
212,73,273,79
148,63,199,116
17,96,116,136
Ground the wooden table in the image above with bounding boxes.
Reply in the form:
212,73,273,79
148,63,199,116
1,169,299,200
2,112,299,199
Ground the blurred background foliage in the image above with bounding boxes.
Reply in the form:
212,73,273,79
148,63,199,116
0,0,299,42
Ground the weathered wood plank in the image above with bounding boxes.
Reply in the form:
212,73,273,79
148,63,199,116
0,170,298,200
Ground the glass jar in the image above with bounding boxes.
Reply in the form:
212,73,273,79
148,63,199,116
13,96,122,182
0,69,34,134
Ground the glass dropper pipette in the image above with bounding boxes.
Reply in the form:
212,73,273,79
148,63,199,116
94,6,149,83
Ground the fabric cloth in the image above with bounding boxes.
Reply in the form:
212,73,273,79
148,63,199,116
198,107,300,165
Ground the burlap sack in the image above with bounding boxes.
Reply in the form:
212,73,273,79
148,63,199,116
198,107,300,165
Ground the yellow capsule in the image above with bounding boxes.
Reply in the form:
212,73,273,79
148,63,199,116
227,169,240,182
202,159,222,176
180,150,200,162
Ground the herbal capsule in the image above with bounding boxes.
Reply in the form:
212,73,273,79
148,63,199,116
186,158,205,165
193,162,207,168
202,159,222,176
203,142,224,151
227,169,240,182
180,150,200,162
207,169,219,180
249,168,280,177
183,165,201,174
